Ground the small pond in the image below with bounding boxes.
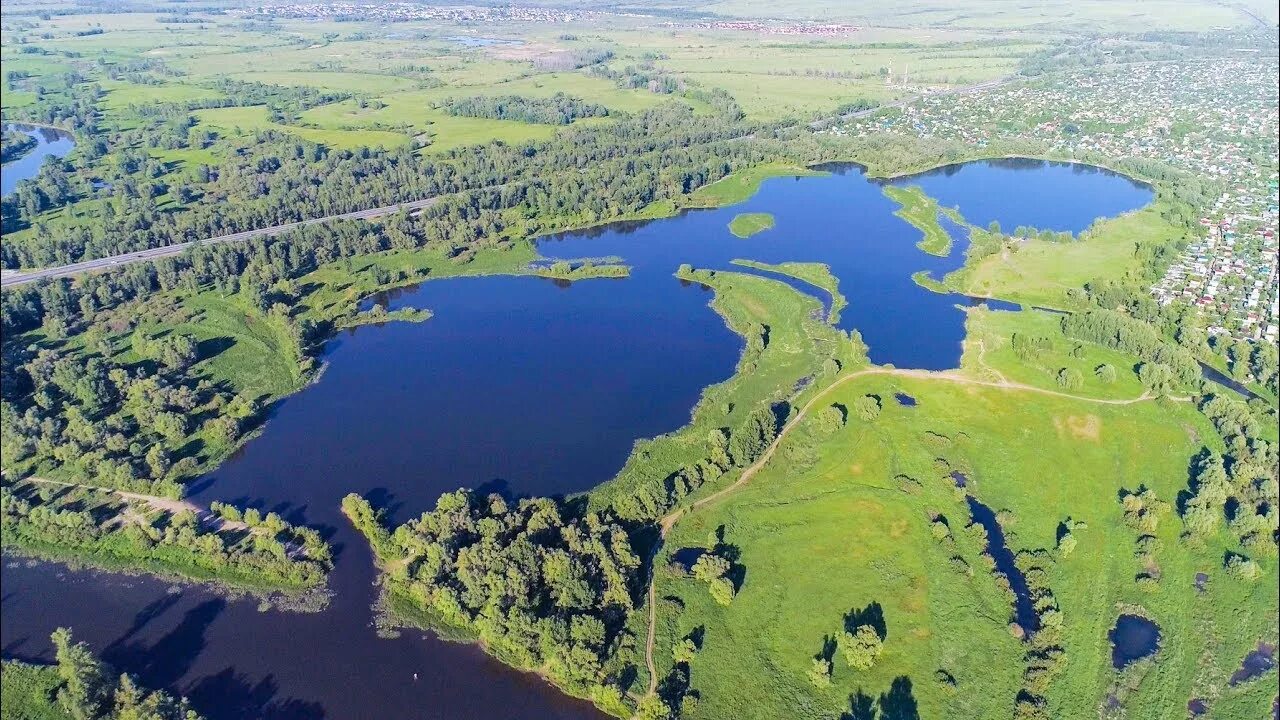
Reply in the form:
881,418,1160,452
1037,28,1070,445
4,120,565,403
1230,642,1277,685
1110,614,1161,669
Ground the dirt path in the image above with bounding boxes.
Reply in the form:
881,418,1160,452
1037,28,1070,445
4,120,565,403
640,365,1160,695
22,477,249,533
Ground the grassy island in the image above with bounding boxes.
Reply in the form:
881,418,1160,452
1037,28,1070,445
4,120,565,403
883,185,957,257
728,212,776,238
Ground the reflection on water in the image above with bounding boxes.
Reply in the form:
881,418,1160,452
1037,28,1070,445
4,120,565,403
2,124,75,196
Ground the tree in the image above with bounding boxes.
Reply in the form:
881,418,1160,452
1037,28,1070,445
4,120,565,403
672,637,698,664
808,657,832,686
52,627,109,720
1095,363,1117,384
1226,553,1261,582
708,576,735,606
854,395,881,421
1137,362,1174,394
145,445,170,478
839,625,883,670
691,553,729,581
635,695,672,720
1056,367,1083,390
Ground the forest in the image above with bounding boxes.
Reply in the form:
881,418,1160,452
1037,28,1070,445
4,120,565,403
437,92,610,125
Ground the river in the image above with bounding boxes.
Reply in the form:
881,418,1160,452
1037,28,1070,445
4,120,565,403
2,124,75,196
0,159,1152,719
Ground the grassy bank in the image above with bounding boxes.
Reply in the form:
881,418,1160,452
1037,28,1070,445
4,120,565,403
730,259,848,325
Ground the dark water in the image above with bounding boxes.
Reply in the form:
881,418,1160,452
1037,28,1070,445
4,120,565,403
965,495,1038,632
1230,642,1277,685
1,160,1151,718
2,124,75,196
1198,361,1260,400
1109,614,1161,669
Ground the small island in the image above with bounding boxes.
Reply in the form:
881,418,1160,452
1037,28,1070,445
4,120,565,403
728,212,776,238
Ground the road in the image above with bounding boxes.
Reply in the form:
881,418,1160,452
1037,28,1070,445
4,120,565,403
0,196,442,288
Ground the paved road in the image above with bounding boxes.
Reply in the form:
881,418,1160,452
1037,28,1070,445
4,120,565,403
0,196,441,288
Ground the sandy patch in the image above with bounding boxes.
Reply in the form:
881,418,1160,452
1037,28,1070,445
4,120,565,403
1053,414,1101,441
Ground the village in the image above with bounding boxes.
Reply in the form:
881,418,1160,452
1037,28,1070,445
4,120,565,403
828,58,1280,345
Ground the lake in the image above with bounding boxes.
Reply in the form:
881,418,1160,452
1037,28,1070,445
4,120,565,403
2,124,75,196
0,159,1152,718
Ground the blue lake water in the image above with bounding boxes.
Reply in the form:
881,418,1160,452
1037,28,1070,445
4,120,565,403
2,124,75,196
0,160,1152,719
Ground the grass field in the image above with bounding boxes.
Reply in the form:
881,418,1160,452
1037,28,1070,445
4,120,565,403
194,106,411,150
959,308,1149,400
731,259,848,324
948,203,1182,309
648,362,1275,719
688,164,826,208
690,0,1262,30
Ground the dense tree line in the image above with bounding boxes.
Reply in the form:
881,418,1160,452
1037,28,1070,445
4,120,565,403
1060,309,1201,391
437,93,609,125
3,101,777,267
342,490,640,713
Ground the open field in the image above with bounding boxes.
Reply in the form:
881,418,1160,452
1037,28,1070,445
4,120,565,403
648,365,1275,720
949,203,1186,309
194,106,412,150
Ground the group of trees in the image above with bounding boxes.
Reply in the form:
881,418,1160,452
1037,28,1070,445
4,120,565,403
1179,394,1278,564
1,127,38,162
4,97,775,268
0,328,262,496
437,92,609,125
1060,309,1201,392
342,490,641,710
43,627,203,720
1,481,332,589
611,403,780,523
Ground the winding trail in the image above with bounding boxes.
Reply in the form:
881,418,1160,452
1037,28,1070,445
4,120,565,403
641,365,1160,694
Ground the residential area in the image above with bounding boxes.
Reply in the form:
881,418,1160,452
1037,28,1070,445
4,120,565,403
829,58,1280,344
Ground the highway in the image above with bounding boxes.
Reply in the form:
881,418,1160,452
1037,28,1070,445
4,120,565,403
0,196,441,288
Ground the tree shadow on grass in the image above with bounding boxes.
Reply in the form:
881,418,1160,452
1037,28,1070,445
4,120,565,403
879,676,919,720
842,690,877,720
844,601,887,640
